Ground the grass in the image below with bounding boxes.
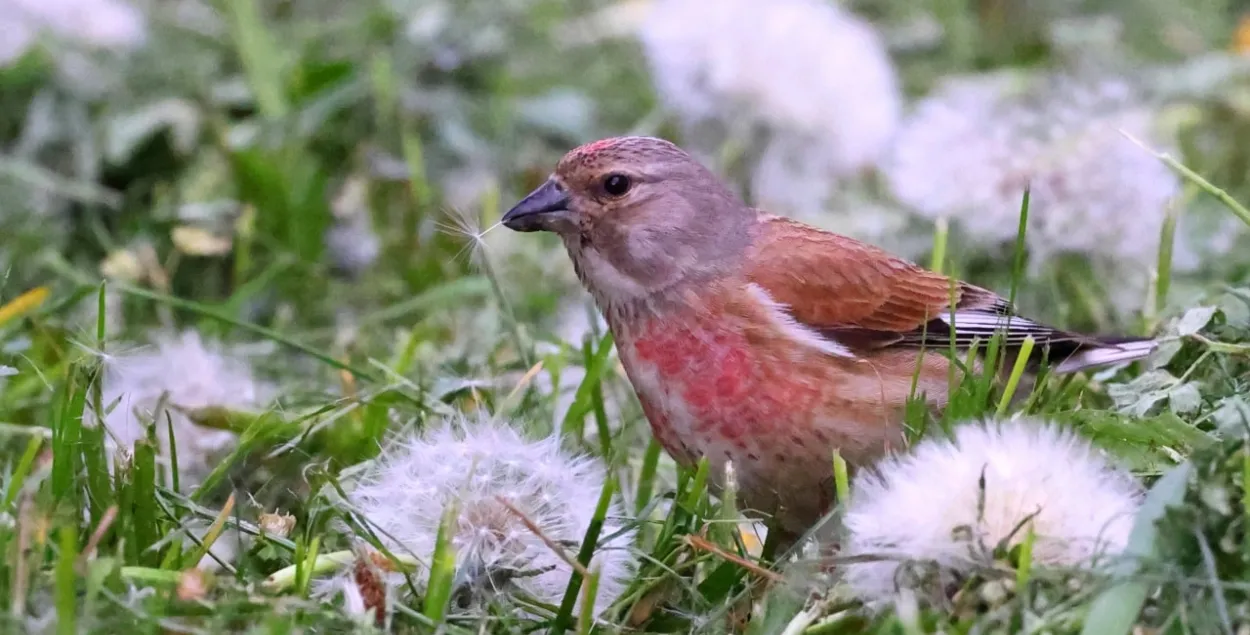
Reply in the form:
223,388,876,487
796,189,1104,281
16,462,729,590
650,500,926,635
2,0,1250,633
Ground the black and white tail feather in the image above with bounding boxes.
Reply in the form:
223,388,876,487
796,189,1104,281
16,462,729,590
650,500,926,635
910,299,1157,374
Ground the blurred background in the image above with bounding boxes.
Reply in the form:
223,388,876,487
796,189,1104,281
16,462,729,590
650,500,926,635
4,0,1250,629
4,0,1250,345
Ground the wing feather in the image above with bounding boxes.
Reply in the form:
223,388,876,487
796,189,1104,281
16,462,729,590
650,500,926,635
743,215,1107,356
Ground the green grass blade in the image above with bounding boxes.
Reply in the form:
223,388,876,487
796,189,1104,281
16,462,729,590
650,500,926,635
635,439,662,516
1122,131,1250,228
996,335,1034,416
131,440,161,567
929,217,949,274
224,0,289,119
51,366,86,509
423,500,460,624
2,436,43,510
561,333,615,446
1081,461,1192,635
833,449,851,505
553,473,616,632
113,283,378,382
55,525,78,635
1155,195,1181,317
1009,187,1031,308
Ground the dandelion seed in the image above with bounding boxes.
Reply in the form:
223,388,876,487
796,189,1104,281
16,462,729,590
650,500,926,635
89,330,275,483
881,73,1186,298
331,415,636,618
839,417,1142,607
435,208,503,268
638,0,901,218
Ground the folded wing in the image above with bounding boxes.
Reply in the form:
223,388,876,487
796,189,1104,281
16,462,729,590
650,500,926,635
743,215,1154,371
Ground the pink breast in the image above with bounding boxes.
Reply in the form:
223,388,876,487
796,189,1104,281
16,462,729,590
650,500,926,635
627,315,821,449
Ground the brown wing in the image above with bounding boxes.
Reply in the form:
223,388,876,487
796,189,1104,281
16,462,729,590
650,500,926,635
744,215,1006,350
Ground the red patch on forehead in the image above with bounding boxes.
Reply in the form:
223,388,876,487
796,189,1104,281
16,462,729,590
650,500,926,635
565,138,621,168
580,138,618,155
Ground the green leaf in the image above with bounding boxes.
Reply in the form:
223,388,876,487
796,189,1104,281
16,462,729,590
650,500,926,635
1175,306,1217,336
1081,461,1192,635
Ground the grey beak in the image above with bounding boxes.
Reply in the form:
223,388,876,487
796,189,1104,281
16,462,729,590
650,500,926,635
501,179,570,232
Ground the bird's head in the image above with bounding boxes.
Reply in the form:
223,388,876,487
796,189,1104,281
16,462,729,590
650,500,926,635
502,136,754,304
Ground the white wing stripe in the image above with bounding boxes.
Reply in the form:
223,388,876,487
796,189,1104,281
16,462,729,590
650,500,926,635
744,283,858,359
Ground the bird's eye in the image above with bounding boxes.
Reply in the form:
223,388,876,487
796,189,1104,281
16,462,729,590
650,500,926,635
602,173,631,197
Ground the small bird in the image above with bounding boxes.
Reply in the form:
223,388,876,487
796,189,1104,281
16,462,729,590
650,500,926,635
501,136,1155,544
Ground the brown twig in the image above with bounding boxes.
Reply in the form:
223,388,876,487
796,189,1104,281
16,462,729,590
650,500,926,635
685,533,783,583
79,505,119,568
494,495,591,578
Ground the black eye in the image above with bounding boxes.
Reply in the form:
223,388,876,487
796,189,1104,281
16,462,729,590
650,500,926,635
602,173,631,197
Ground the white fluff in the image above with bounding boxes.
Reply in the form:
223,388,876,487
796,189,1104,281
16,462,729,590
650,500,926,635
343,417,636,618
881,73,1184,301
840,418,1142,606
638,0,901,218
92,330,274,481
0,0,146,65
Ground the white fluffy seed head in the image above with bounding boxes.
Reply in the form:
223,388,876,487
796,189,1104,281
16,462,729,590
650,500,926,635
882,74,1183,292
840,417,1142,606
638,0,901,217
1,0,146,65
345,417,635,617
91,330,274,482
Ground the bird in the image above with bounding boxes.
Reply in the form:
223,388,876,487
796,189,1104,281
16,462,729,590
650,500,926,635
500,135,1156,546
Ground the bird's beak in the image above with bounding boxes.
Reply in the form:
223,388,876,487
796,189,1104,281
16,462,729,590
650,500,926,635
501,179,571,232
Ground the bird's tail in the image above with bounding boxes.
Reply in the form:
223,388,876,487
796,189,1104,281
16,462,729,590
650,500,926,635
1051,337,1157,374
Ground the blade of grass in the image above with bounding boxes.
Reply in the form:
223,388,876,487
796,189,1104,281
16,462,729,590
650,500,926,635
553,474,616,632
1009,187,1031,308
1154,195,1182,318
995,335,1035,416
55,525,78,635
0,285,50,327
832,450,850,505
186,493,237,567
1122,131,1250,228
576,565,602,635
423,500,460,624
929,217,949,274
2,436,43,510
113,283,378,382
1081,460,1192,635
475,185,532,367
294,536,321,597
166,413,181,495
1015,523,1035,590
223,0,288,119
635,439,662,516
190,411,281,503
561,333,614,446
51,366,87,509
683,457,711,515
716,461,739,546
131,439,160,567
587,338,612,458
1244,438,1250,565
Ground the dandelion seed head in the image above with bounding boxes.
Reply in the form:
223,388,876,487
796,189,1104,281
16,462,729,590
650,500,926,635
840,417,1142,606
882,74,1185,290
345,416,635,617
638,0,901,218
91,330,275,482
1,0,146,65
